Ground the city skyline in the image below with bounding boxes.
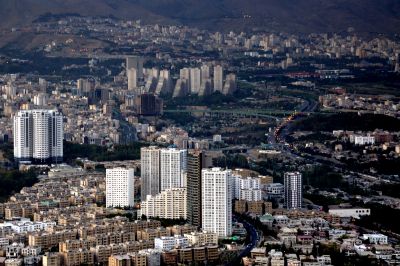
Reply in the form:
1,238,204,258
0,2,399,266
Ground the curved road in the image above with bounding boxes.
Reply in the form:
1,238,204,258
227,215,259,265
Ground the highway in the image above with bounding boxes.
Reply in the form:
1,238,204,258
227,215,259,265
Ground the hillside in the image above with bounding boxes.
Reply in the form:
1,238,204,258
0,0,399,34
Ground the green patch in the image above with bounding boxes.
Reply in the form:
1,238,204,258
64,141,147,162
0,169,38,202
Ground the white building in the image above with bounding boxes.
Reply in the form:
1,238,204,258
266,183,284,198
154,236,189,251
361,234,388,244
21,246,41,257
33,93,48,106
141,146,161,200
14,109,63,163
127,68,137,90
6,243,24,258
234,176,262,201
317,255,332,265
2,219,56,233
0,238,10,247
4,258,23,266
212,134,222,142
126,56,143,79
240,189,262,201
351,135,375,145
213,65,223,92
160,148,187,191
284,172,302,209
200,65,210,82
328,207,370,219
190,68,201,94
140,188,187,219
106,168,135,208
202,167,232,237
180,68,190,80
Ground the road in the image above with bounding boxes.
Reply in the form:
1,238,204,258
227,215,259,265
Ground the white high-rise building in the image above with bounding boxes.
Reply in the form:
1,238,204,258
284,172,303,209
213,65,223,92
13,110,63,163
126,56,144,79
141,146,161,200
190,68,201,94
202,167,232,237
179,68,191,93
106,168,135,208
200,65,210,83
140,188,187,219
127,68,137,91
160,148,187,191
180,68,190,80
155,69,171,95
4,83,17,99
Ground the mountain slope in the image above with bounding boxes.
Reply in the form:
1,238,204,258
0,0,399,34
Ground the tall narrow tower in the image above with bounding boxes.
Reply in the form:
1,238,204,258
140,146,161,200
284,172,303,209
213,65,223,93
202,167,232,237
187,151,203,227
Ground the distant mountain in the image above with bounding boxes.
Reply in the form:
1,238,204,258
0,0,400,34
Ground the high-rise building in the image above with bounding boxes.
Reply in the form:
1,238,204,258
190,68,201,94
202,167,232,237
284,172,303,209
160,148,187,191
127,68,137,91
155,70,171,95
200,65,210,83
141,146,161,200
134,94,163,116
180,68,190,80
213,65,223,93
187,151,211,228
38,78,48,92
76,78,95,96
106,168,135,208
140,188,187,220
173,79,188,98
14,110,63,163
223,74,237,95
126,56,144,79
33,93,48,106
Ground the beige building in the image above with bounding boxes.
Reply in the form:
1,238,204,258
109,254,131,266
184,232,218,246
29,231,77,249
61,249,94,266
137,228,169,241
129,253,147,266
43,253,61,266
140,188,187,219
